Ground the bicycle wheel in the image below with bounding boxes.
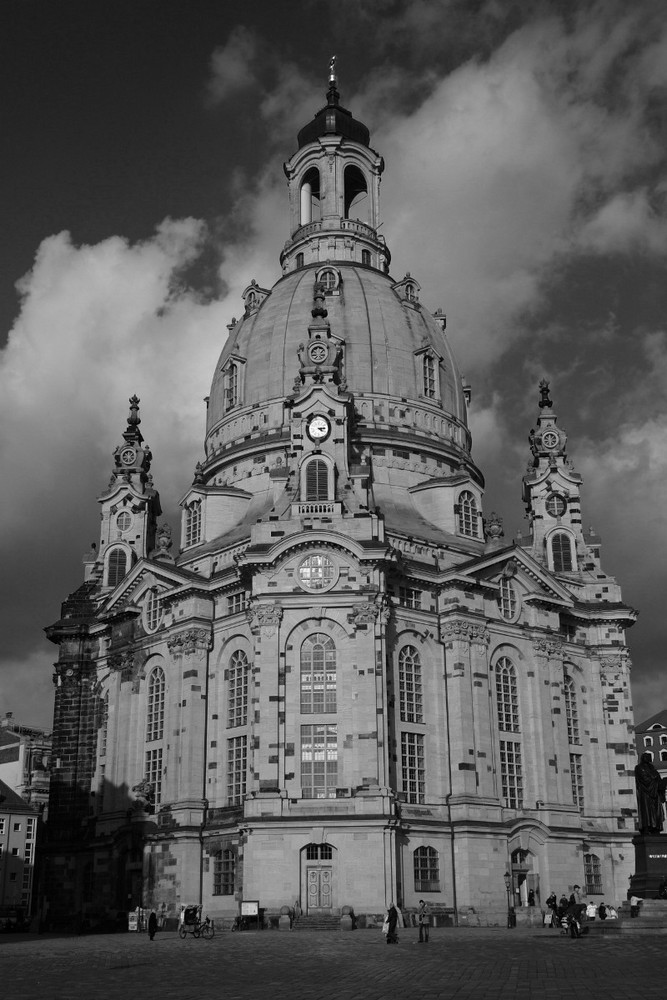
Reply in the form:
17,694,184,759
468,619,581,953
202,923,214,939
193,926,201,938
178,926,187,939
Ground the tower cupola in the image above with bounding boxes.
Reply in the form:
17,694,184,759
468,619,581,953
281,57,388,274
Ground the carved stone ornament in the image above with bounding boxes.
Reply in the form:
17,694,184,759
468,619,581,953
532,638,564,656
132,778,155,813
440,620,490,646
246,602,284,632
108,651,136,680
348,601,385,626
167,628,211,657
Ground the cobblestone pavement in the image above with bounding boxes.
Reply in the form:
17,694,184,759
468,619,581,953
1,925,664,1000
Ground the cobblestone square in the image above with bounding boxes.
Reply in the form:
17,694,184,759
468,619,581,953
1,926,665,1000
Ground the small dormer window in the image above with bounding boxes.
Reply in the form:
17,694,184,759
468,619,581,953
225,362,238,410
457,491,479,538
423,355,436,399
405,283,416,302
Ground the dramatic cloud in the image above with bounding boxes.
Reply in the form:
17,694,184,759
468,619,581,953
206,26,260,105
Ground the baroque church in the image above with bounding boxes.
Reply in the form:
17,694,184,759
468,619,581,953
43,67,639,928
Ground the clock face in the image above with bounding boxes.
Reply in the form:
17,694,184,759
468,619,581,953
120,447,136,465
545,494,567,518
307,415,330,442
542,430,559,450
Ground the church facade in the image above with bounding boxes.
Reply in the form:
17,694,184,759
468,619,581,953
43,70,639,928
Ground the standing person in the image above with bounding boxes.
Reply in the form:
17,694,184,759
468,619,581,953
386,902,399,944
148,909,157,941
417,899,430,943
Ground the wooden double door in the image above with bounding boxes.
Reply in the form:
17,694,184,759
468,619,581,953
306,865,332,911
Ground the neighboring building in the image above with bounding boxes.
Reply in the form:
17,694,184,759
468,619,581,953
634,711,667,778
0,714,52,816
0,778,38,918
42,68,639,928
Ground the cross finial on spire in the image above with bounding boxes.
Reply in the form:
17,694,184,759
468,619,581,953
329,54,337,85
127,394,141,427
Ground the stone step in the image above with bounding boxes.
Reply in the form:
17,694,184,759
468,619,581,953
293,915,341,931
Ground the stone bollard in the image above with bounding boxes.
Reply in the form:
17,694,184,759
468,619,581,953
340,905,354,931
279,905,292,931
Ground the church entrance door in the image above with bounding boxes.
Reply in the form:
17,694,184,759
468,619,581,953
306,866,332,912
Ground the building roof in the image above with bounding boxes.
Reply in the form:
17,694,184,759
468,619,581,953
0,777,38,815
634,709,667,732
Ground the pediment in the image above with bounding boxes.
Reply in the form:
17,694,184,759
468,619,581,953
442,545,573,607
101,560,196,617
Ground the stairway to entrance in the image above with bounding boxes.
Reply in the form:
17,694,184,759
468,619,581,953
293,914,340,931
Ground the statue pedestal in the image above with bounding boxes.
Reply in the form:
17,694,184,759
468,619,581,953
628,835,667,898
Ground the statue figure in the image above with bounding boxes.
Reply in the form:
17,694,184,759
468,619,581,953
634,751,667,835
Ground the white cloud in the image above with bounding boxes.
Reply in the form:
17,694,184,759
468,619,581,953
576,190,667,255
206,26,259,105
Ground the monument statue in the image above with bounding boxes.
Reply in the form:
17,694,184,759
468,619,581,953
635,751,667,835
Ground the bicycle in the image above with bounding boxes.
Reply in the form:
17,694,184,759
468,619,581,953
178,905,214,939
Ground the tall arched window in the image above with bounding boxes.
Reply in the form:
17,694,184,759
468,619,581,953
457,492,478,537
496,657,519,732
185,500,202,547
145,666,165,806
499,579,518,621
300,167,320,224
305,459,329,501
301,634,336,713
552,532,573,572
107,548,127,588
344,164,368,221
399,645,423,723
361,249,371,266
296,252,304,268
564,676,580,744
414,846,440,892
228,650,249,728
146,667,165,742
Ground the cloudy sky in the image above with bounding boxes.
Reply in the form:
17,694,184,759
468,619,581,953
1,0,666,730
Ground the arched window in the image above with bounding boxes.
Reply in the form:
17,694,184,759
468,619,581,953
296,252,304,269
300,167,320,224
228,650,249,728
584,853,603,894
457,492,478,537
499,579,518,621
319,268,337,291
552,532,573,572
644,750,654,761
107,548,127,588
496,657,519,732
344,164,368,221
305,458,329,501
213,849,235,895
399,645,423,723
301,634,336,713
361,249,371,266
185,500,202,547
306,843,333,860
564,675,580,744
414,846,440,892
146,668,165,742
644,736,654,747
423,354,436,399
661,750,667,762
144,589,162,632
661,735,667,746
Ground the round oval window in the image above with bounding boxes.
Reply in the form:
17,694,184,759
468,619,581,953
297,553,337,591
117,512,132,532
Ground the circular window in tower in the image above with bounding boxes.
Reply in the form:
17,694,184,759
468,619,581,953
297,553,338,592
116,511,132,532
317,268,339,292
545,495,567,518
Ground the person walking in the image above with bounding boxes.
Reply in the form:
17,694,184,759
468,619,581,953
148,909,157,941
417,900,430,943
386,902,399,944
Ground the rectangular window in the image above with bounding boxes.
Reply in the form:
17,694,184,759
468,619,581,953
401,732,426,804
0,818,5,835
227,592,247,615
13,822,21,832
584,853,603,895
570,753,584,810
423,354,436,398
414,847,440,892
213,850,235,896
398,586,422,610
227,736,247,805
499,740,523,808
145,747,163,806
301,724,338,799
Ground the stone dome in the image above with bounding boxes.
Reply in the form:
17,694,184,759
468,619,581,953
205,263,476,486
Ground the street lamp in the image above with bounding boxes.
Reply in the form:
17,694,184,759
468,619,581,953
504,871,515,928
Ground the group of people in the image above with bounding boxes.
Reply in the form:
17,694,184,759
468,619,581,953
382,900,430,944
545,888,617,938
